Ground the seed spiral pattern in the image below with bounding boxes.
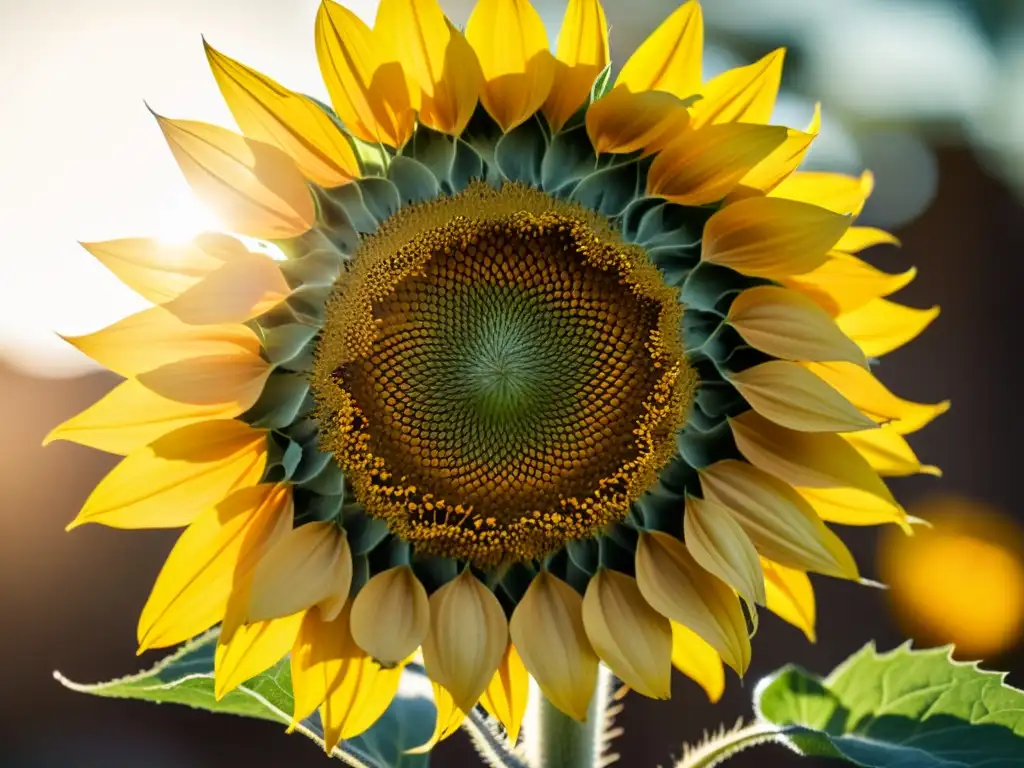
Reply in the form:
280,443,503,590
313,183,695,564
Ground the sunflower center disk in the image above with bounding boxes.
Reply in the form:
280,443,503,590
314,184,694,565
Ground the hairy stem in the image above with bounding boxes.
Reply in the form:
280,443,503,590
524,666,613,768
675,722,784,768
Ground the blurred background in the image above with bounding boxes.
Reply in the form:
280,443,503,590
2,0,1023,765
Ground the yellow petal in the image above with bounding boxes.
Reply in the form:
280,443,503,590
320,653,402,750
733,103,820,197
290,605,344,727
670,621,724,703
43,379,253,456
349,565,430,665
154,114,314,239
410,683,466,753
729,361,877,432
69,419,267,530
842,428,941,478
315,0,415,147
480,643,529,745
137,483,292,651
135,352,270,409
727,285,868,368
582,569,672,699
62,306,260,379
509,571,598,721
690,48,785,128
684,496,766,606
702,197,850,278
80,237,225,304
770,170,874,216
834,226,900,254
647,123,788,206
542,0,609,132
635,531,751,675
761,558,816,642
422,570,508,713
615,1,702,99
466,0,555,132
586,86,691,155
835,299,940,358
729,410,909,531
376,0,482,136
214,612,304,698
699,460,859,579
803,361,949,435
163,248,291,325
248,523,352,622
204,40,359,187
784,252,917,316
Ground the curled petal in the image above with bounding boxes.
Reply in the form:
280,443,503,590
834,226,900,254
635,531,751,675
69,419,267,530
616,1,702,99
466,0,555,132
422,570,508,713
586,86,690,155
509,571,598,721
349,565,430,665
835,298,940,358
582,569,672,699
684,495,766,607
734,103,820,198
543,0,609,132
690,48,785,128
154,114,315,239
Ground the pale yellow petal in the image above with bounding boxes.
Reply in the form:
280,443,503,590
543,0,609,132
204,40,359,187
315,0,415,147
137,483,292,651
727,285,867,367
834,226,900,254
349,565,430,665
835,299,940,358
762,558,816,642
670,621,724,703
509,571,598,721
43,379,253,456
582,569,672,699
770,170,874,216
62,306,260,379
647,123,788,206
466,0,555,132
784,252,917,316
842,428,941,478
702,197,850,278
480,643,529,745
422,570,508,713
690,48,785,128
135,352,270,410
635,531,751,675
248,524,352,622
803,361,949,435
80,237,225,304
69,419,267,530
729,361,877,432
154,114,315,239
615,1,702,99
376,0,482,135
586,86,690,155
730,411,909,531
699,460,859,579
684,496,766,606
214,612,303,698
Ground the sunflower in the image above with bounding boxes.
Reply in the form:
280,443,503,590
50,0,948,753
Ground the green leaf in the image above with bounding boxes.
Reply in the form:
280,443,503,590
756,643,1024,767
54,630,434,768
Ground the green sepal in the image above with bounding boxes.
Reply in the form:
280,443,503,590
387,155,441,205
357,177,402,223
494,115,549,187
278,249,344,290
589,62,614,104
299,459,345,496
402,127,457,189
288,285,332,326
677,421,741,469
652,452,699,496
341,503,391,556
570,158,648,218
681,261,770,314
634,485,686,536
498,563,538,604
290,440,334,485
412,555,460,593
242,372,311,430
294,488,345,524
451,138,487,192
311,186,361,255
565,537,600,576
263,433,303,483
540,123,598,197
261,323,319,368
328,182,381,234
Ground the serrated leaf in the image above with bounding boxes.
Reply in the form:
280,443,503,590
55,629,433,767
756,643,1024,767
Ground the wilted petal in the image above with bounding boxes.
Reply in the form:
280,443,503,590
349,565,430,665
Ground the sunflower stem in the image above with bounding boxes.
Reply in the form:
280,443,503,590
524,666,613,768
674,721,784,768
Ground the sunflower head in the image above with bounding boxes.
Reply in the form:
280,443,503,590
52,0,947,753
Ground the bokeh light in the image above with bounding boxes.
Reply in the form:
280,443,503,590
879,496,1024,660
